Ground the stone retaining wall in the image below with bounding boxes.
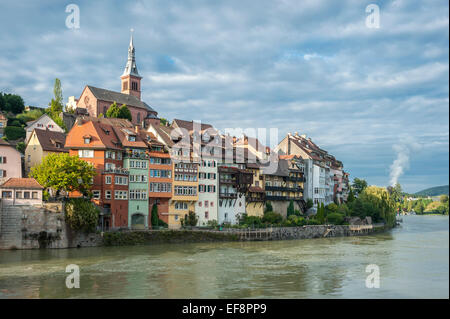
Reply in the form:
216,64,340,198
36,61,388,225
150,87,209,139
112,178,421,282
0,205,102,250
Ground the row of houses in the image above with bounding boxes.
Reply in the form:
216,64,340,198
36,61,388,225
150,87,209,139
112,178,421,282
0,33,350,230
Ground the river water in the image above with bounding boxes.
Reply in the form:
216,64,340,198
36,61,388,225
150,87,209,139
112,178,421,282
0,215,448,298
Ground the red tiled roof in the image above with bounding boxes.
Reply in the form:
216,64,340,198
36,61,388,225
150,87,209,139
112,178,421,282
0,178,44,189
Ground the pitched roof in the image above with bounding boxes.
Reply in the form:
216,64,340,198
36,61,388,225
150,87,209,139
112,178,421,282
172,119,213,131
0,178,44,189
111,126,147,148
33,129,68,153
262,158,290,176
0,113,7,120
86,85,157,113
0,139,11,146
24,113,56,129
65,120,122,150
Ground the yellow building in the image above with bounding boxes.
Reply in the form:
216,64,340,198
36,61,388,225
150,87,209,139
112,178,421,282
245,162,265,217
25,128,68,175
168,160,199,229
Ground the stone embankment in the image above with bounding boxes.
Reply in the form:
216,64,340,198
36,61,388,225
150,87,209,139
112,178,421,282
1,202,387,250
0,203,101,250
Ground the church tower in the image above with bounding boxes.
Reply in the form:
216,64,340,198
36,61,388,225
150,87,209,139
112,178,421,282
121,32,142,100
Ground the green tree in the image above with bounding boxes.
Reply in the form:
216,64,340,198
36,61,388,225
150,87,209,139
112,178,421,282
46,78,67,131
265,201,273,213
1,93,25,114
118,104,132,121
262,211,283,224
160,118,168,126
151,204,159,227
30,153,96,196
347,188,355,202
306,198,314,210
181,211,198,227
326,213,344,225
106,101,120,118
316,202,325,224
65,198,100,232
16,142,26,154
4,126,25,140
287,200,295,217
440,195,449,204
352,178,368,195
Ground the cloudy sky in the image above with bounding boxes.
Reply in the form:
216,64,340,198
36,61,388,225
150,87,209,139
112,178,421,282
0,0,448,193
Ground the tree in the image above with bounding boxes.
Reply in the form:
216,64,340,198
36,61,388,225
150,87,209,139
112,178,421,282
316,202,325,224
352,178,368,195
265,201,273,213
46,78,66,131
440,195,449,204
1,93,25,114
306,198,314,210
151,204,159,227
65,198,100,232
287,200,295,217
16,142,26,154
106,101,120,118
181,211,198,227
30,153,96,196
106,102,132,121
160,118,168,126
262,211,283,224
118,105,132,121
347,188,355,202
4,126,25,140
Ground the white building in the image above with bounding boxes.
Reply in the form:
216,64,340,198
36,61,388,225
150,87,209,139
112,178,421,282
24,114,64,143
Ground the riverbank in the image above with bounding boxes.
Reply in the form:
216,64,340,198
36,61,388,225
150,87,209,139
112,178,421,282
101,223,388,246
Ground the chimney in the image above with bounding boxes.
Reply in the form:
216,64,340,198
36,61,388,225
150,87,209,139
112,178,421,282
294,131,298,136
135,125,140,133
301,134,307,138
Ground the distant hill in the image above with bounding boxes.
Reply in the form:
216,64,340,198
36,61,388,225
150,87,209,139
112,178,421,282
414,185,449,197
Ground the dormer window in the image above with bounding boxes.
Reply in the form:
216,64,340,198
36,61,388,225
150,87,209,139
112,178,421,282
83,135,92,144
128,135,136,142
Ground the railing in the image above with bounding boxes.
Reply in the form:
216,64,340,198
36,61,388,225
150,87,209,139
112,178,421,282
219,178,236,184
265,195,287,201
219,192,238,199
102,168,129,175
286,176,306,182
265,185,303,192
124,153,149,159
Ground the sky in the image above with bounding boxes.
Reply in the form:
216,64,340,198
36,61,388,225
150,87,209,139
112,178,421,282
0,0,448,193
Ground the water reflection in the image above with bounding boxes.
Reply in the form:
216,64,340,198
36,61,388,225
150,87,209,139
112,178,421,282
0,216,448,298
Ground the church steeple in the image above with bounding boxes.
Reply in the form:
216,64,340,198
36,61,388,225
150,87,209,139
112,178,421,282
121,29,142,100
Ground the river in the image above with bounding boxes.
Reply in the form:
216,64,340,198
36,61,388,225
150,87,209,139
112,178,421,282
0,215,448,298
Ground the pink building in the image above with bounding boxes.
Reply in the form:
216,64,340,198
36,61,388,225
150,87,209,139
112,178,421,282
0,139,22,184
0,178,43,206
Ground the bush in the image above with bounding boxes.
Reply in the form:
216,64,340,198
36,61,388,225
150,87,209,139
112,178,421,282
64,198,100,233
262,211,283,224
4,126,25,140
326,213,344,225
9,119,22,127
306,219,320,225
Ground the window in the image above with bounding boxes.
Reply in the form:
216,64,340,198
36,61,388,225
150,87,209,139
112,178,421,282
2,191,12,198
205,201,209,208
32,192,38,199
93,190,101,199
114,190,128,200
115,176,128,185
105,176,112,184
16,191,22,199
24,192,30,199
123,81,128,91
0,156,6,164
78,150,94,158
128,135,136,142
205,211,209,219
84,138,91,144
27,155,31,162
137,113,141,123
105,163,115,171
105,190,111,199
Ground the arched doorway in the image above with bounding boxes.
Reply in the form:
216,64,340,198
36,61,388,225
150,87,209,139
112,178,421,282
131,213,145,229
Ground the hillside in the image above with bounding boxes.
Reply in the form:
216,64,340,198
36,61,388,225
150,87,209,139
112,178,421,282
414,185,449,197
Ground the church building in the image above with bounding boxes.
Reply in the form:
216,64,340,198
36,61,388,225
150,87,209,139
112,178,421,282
76,34,160,128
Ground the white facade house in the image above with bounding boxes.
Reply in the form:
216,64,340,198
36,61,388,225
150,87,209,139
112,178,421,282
196,156,219,226
24,114,64,142
218,163,246,225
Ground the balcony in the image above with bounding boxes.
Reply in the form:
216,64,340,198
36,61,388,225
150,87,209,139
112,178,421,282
246,195,265,202
265,185,303,193
286,176,306,182
266,195,287,201
219,192,238,199
102,168,129,175
124,152,149,160
219,177,236,184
